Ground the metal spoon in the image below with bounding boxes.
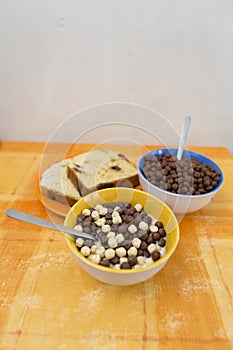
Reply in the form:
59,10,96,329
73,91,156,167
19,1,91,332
6,209,98,242
177,116,191,160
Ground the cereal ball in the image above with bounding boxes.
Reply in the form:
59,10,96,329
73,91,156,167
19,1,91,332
95,204,104,211
150,225,158,233
122,240,132,250
116,247,127,258
105,248,115,260
80,246,91,257
127,246,137,257
90,245,97,253
91,210,100,220
107,231,116,239
132,237,141,249
139,221,149,231
112,215,122,225
120,262,131,269
115,233,125,244
109,256,120,265
152,250,161,261
112,211,120,217
76,237,84,248
145,257,153,266
95,217,106,227
99,207,108,216
89,254,101,265
99,259,110,267
128,224,137,234
102,224,111,233
74,224,83,232
137,256,145,265
134,264,142,269
82,208,91,216
120,257,128,265
84,239,93,248
147,243,157,254
159,238,166,247
108,237,118,248
113,206,120,212
96,246,106,257
113,264,121,270
134,203,143,212
128,256,137,267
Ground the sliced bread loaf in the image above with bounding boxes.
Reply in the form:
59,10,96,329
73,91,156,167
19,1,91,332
67,149,139,196
40,159,81,206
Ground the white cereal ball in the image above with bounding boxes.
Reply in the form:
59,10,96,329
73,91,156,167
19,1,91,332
137,256,145,265
107,231,116,239
82,208,91,216
105,248,115,260
128,224,137,234
112,211,119,217
115,233,125,244
74,224,83,232
75,237,84,248
134,203,143,212
132,237,141,249
102,224,111,233
127,246,138,257
116,247,126,258
150,225,158,233
147,243,157,254
95,204,104,211
96,246,106,257
80,246,91,257
91,210,100,220
91,254,101,265
91,245,97,253
134,264,142,269
112,215,122,224
108,237,118,248
96,241,102,248
113,264,121,270
120,257,128,264
145,257,153,266
113,206,120,212
95,217,106,227
139,221,148,231
99,207,108,216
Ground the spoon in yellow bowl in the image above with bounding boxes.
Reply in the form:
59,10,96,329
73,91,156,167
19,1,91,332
6,208,98,242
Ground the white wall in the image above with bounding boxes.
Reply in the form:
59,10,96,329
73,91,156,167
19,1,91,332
1,0,233,152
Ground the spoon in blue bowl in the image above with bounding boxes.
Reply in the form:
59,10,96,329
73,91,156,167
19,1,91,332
177,116,191,160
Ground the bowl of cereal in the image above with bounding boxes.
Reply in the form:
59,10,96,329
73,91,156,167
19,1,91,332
64,187,179,285
138,148,224,214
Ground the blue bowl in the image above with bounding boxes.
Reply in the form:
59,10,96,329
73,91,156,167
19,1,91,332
138,148,224,213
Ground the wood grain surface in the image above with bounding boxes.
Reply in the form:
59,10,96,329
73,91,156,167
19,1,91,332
0,141,232,350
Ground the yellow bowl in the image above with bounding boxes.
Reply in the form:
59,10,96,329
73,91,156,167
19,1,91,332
64,187,180,285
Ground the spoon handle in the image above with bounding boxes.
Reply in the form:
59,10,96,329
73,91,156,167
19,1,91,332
177,116,191,160
6,209,97,241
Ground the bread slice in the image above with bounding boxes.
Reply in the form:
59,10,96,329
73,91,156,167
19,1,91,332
40,159,81,206
67,149,139,196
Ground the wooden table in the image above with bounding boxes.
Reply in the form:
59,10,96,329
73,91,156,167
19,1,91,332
0,141,232,350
